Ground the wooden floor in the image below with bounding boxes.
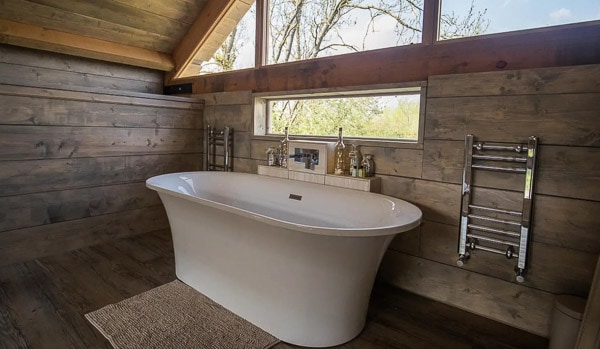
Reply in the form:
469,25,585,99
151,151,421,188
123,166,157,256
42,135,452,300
0,229,548,349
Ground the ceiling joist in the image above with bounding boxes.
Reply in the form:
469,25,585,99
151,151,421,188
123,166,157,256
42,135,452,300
0,19,175,71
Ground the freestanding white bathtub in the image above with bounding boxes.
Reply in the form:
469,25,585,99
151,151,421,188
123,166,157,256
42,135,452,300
146,171,422,347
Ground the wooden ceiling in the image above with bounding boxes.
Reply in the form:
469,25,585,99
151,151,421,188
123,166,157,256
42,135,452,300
0,0,252,77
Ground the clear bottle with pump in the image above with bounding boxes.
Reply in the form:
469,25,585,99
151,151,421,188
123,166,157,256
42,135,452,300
280,127,289,168
362,154,374,177
349,144,362,171
334,127,345,175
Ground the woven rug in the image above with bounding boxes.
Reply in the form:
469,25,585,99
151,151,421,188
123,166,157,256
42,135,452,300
85,280,280,349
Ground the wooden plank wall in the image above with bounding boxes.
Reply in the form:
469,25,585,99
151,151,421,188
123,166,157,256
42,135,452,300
0,45,204,266
195,63,600,338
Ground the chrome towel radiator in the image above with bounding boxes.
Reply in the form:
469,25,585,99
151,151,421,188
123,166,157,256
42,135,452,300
457,134,538,283
204,125,233,171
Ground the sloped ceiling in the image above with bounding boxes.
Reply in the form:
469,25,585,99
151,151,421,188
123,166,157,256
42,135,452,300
0,0,248,76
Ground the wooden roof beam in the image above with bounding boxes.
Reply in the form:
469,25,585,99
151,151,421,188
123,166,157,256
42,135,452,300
0,19,175,71
170,0,253,80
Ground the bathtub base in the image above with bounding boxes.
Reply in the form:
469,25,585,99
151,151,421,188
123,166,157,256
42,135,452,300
163,194,393,347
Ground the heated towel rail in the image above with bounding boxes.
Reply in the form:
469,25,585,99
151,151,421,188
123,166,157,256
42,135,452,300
204,125,233,171
457,134,538,283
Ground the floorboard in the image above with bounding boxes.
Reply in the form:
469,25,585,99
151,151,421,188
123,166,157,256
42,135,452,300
0,229,548,349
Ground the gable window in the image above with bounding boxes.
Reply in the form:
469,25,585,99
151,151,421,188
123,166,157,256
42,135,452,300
440,0,599,40
254,85,425,142
177,1,599,77
194,2,256,75
267,0,423,65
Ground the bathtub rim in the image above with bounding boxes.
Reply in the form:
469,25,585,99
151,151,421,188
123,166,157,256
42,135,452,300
146,171,422,237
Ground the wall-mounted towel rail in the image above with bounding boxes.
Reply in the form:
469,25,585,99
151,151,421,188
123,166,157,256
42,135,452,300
204,125,233,171
457,134,538,283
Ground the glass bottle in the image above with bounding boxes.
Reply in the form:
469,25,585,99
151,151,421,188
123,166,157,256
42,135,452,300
334,127,345,175
280,127,289,168
362,154,375,177
348,144,362,171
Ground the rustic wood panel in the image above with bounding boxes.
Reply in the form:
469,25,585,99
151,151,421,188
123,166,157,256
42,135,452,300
388,226,420,256
428,64,600,97
0,206,169,266
195,90,253,106
536,145,600,201
0,182,161,232
1,95,202,129
0,125,202,160
419,220,597,296
231,157,261,174
425,94,600,146
0,154,201,197
534,195,600,254
468,187,599,253
0,48,203,267
204,104,254,131
422,140,600,201
379,175,460,225
359,145,423,179
378,251,555,337
0,45,162,83
0,61,163,94
0,84,205,110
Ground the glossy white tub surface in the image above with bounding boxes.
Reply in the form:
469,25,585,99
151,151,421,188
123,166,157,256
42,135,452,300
146,171,422,347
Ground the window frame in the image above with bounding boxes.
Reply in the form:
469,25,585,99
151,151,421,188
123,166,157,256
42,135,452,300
252,82,427,149
176,1,598,78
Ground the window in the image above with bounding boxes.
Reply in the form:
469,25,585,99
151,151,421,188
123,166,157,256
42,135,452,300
267,0,423,65
254,86,424,142
198,2,256,74
440,0,600,40
179,1,599,76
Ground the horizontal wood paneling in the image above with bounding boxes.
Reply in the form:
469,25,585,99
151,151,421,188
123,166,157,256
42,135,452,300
0,48,202,265
0,84,205,109
204,104,254,131
0,125,202,160
0,182,161,232
425,94,600,146
0,206,169,266
0,45,162,83
0,60,163,94
419,220,597,296
358,146,423,179
197,90,253,106
423,140,600,201
379,175,461,225
379,251,555,337
0,96,202,129
0,154,201,197
428,64,600,97
0,44,163,93
534,195,600,253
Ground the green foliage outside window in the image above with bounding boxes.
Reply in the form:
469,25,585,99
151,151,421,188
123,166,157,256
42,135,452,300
269,94,420,140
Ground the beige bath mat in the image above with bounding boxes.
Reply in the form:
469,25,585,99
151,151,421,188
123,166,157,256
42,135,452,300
85,280,279,349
